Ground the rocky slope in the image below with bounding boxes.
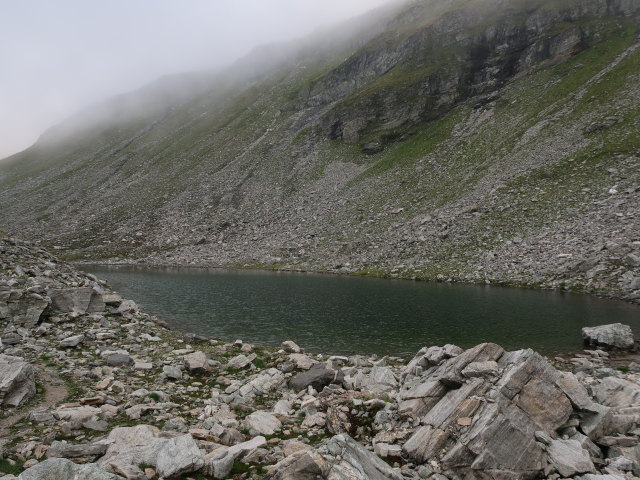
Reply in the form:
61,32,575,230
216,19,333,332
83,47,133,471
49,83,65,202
3,241,640,479
0,0,639,301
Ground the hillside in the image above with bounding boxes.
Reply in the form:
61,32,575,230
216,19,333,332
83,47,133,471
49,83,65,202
0,0,639,302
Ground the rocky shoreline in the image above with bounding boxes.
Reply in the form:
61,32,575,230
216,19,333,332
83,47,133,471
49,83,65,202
3,236,640,480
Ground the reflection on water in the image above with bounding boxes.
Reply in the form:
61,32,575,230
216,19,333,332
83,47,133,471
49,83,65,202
82,265,640,356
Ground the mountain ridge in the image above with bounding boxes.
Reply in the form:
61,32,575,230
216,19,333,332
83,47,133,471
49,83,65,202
0,0,639,302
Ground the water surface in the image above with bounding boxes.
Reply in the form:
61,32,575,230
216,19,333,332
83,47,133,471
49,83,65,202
82,266,640,357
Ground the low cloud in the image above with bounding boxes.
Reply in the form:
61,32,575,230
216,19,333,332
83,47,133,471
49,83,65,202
0,0,399,160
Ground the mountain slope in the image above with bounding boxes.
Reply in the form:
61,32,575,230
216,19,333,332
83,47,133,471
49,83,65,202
1,0,639,302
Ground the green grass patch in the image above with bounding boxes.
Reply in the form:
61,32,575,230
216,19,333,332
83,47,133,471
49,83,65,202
0,459,23,475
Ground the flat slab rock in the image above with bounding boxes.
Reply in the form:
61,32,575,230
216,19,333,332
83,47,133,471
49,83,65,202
19,457,121,480
288,364,344,393
0,354,35,407
265,433,403,480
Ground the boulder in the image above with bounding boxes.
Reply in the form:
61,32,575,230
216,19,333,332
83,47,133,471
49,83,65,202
48,287,99,314
289,364,344,393
582,324,634,350
288,353,316,370
106,353,134,367
243,411,282,435
0,354,35,407
461,360,499,378
184,351,209,373
203,436,266,478
0,291,48,327
97,425,203,477
281,340,302,353
265,433,403,480
116,300,138,314
593,377,640,407
19,458,120,480
353,366,398,394
227,354,256,370
58,334,84,348
155,434,204,478
547,439,595,477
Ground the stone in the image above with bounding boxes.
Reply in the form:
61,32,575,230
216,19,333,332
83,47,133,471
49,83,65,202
101,293,123,306
116,300,138,314
0,355,35,406
46,441,108,462
243,411,282,435
288,353,316,370
58,334,84,348
227,353,256,370
19,458,120,480
265,433,403,480
96,425,202,476
373,442,402,458
355,366,398,394
162,365,183,380
547,439,595,477
461,360,499,378
106,353,133,367
54,406,101,427
288,364,344,393
48,287,94,314
0,292,48,327
582,324,634,350
593,377,640,407
155,434,204,478
203,436,266,478
281,340,302,353
400,348,580,479
283,440,311,457
184,351,209,373
575,475,626,480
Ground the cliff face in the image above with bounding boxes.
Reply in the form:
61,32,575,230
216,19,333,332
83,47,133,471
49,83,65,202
0,0,639,300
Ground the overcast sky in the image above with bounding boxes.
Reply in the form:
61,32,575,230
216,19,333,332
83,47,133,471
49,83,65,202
0,0,396,160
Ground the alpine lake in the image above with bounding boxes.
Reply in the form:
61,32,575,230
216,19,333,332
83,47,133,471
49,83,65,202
82,266,640,357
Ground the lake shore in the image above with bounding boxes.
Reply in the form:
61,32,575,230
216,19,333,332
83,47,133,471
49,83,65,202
3,236,640,480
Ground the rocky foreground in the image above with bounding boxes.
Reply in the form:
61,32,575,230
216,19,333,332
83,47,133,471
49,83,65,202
2,237,640,480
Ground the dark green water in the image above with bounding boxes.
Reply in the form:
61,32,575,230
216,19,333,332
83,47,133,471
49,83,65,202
82,266,640,357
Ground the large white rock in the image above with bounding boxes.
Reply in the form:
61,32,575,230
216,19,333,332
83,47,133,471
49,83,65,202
97,425,202,477
288,353,316,370
582,324,634,350
184,351,209,373
243,411,282,435
547,439,595,477
281,340,302,353
155,434,204,478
